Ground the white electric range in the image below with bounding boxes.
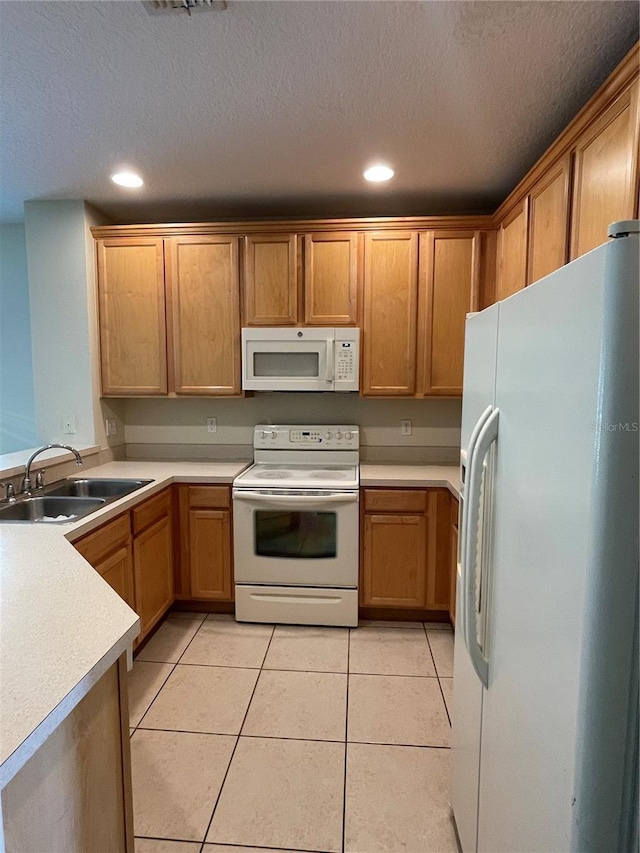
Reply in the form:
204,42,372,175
233,425,360,627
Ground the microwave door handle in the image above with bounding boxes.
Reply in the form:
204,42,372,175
326,340,335,381
233,491,357,504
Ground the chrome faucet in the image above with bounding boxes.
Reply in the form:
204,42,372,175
20,444,83,494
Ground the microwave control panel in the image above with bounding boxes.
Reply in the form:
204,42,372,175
336,341,356,382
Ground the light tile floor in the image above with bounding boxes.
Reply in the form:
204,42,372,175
130,613,459,853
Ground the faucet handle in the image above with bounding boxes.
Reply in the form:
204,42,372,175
35,470,45,490
1,483,16,503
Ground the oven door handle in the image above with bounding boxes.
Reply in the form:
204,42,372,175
233,490,358,504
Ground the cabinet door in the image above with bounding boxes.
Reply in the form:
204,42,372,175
95,545,135,611
189,509,233,600
133,514,173,638
96,237,167,395
419,231,479,396
362,512,427,608
571,80,639,259
449,498,459,626
243,234,298,325
527,155,571,284
304,232,359,325
166,236,241,395
362,231,419,396
496,200,529,301
425,489,453,610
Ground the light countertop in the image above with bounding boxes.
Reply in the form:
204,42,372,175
0,459,249,788
360,463,461,499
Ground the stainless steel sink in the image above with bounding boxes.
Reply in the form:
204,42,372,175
0,477,155,523
0,496,106,523
44,478,153,500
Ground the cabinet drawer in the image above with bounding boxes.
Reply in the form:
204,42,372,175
132,488,172,535
188,486,231,509
363,489,427,513
73,512,131,566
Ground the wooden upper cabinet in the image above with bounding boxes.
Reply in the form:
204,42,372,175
97,237,167,395
243,234,298,325
362,231,419,396
166,236,241,395
303,232,359,325
527,155,571,285
418,231,480,396
571,80,639,259
496,200,529,301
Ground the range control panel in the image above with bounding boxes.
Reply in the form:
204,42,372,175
254,424,360,450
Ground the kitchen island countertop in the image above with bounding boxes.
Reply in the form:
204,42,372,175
0,458,249,789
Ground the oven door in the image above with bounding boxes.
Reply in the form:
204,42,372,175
233,488,359,587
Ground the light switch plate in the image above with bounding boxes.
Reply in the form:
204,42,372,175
63,415,77,434
105,418,118,437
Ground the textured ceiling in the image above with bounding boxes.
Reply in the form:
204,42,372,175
0,1,637,224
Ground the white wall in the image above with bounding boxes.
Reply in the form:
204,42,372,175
23,200,125,451
0,224,38,453
123,395,462,462
25,200,96,446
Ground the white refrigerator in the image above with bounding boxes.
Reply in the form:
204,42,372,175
451,221,639,853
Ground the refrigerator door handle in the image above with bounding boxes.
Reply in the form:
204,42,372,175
463,406,499,688
460,405,493,648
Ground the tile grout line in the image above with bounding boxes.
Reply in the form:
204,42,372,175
342,627,351,853
424,623,452,727
131,661,177,734
132,612,211,731
198,624,277,853
136,833,320,852
132,725,450,750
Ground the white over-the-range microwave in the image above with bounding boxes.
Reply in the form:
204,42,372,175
241,327,360,392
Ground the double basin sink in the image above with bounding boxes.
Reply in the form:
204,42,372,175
0,479,153,523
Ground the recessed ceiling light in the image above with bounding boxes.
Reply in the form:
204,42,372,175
111,171,143,188
363,164,394,183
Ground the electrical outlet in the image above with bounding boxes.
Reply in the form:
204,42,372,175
400,419,412,436
206,417,217,434
105,418,118,437
63,415,77,434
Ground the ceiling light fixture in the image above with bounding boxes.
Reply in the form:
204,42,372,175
363,164,394,183
111,171,144,188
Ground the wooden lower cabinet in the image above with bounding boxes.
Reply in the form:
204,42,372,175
132,489,174,640
449,497,459,626
73,513,135,610
362,511,427,607
2,656,134,852
98,545,134,608
360,487,455,615
176,485,234,601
